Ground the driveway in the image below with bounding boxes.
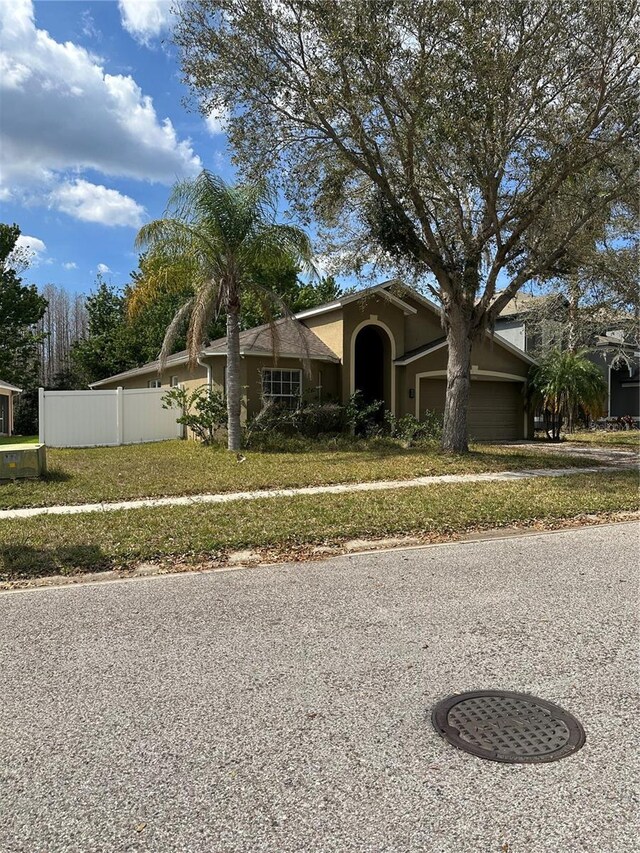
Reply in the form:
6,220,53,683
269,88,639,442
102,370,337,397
0,523,637,852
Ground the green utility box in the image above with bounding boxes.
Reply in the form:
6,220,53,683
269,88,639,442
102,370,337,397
0,444,47,480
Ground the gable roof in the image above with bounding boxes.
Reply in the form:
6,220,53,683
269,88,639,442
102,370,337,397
496,291,568,318
89,317,339,388
0,379,22,393
295,279,420,319
394,330,537,367
205,317,340,361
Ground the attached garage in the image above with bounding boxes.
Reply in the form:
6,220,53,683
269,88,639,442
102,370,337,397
419,378,526,441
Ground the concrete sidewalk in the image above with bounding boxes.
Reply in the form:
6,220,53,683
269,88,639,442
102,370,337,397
1,463,632,520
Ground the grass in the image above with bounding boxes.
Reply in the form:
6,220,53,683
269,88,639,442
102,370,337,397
0,435,38,446
565,431,640,448
0,438,603,511
0,470,637,581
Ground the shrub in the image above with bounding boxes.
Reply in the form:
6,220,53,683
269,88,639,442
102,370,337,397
162,384,227,444
246,399,348,443
344,391,384,435
383,409,443,447
13,388,38,436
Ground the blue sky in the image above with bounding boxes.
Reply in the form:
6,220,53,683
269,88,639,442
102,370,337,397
0,0,234,295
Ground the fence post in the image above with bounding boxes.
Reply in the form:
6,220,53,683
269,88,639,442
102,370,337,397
116,387,124,445
176,383,185,438
38,387,45,444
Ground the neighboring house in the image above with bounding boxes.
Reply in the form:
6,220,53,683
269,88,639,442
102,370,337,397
92,281,536,441
0,379,22,436
495,292,640,419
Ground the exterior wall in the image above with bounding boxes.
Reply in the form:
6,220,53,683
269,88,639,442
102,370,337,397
402,296,443,351
302,309,344,359
241,356,340,420
402,335,529,406
495,320,526,352
342,296,407,411
96,362,207,391
610,366,640,417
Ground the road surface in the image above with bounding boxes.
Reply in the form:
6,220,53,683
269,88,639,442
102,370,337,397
1,523,638,852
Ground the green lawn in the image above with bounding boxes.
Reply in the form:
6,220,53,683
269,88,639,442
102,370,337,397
565,431,640,448
0,435,38,446
0,439,603,510
0,470,636,581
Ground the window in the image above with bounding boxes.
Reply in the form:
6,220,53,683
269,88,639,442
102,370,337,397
170,376,179,387
262,368,302,408
148,379,161,388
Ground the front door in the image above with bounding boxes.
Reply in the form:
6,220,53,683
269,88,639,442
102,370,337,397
0,395,8,435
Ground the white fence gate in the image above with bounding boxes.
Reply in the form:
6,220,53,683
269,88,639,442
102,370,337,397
39,387,183,448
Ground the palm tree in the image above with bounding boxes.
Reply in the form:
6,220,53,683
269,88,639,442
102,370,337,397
529,349,607,440
134,171,314,451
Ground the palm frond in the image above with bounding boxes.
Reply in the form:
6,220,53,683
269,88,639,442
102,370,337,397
159,298,194,368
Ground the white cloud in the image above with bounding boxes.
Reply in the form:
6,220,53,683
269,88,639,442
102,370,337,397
118,0,174,46
81,10,100,41
62,261,78,270
205,107,228,136
16,234,46,261
50,179,145,228
97,263,111,274
0,0,201,200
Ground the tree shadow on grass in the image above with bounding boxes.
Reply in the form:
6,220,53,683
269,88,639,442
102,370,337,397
0,544,111,582
40,468,72,483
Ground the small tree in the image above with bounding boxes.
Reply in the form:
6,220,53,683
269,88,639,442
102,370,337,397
162,384,227,444
529,349,607,440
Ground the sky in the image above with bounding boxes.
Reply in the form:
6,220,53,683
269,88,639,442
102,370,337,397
0,0,233,295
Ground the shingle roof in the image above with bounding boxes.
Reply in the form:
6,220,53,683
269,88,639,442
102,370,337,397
496,291,567,317
89,318,339,387
0,379,22,393
204,317,340,361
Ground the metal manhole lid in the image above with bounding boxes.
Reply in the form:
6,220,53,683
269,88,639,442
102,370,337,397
431,690,585,764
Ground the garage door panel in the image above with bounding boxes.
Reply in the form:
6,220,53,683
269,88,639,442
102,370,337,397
419,378,524,441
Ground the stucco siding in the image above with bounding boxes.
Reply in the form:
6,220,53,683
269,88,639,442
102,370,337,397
403,298,443,351
302,309,344,360
95,362,208,391
242,357,340,420
342,296,407,407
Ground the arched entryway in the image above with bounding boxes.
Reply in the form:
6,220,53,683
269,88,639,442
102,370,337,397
351,322,395,415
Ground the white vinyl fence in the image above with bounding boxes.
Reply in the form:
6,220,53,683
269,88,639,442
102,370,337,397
39,387,183,448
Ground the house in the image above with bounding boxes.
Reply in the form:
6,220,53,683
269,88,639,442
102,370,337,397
0,379,22,436
91,281,536,441
495,292,640,419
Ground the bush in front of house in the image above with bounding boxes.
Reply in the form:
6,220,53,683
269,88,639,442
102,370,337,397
245,392,443,450
383,410,443,447
162,384,227,444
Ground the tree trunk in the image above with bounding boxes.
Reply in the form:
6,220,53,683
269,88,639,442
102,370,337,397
441,307,473,454
567,273,579,353
226,297,242,451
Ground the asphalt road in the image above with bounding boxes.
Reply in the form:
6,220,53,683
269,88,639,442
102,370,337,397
1,523,638,853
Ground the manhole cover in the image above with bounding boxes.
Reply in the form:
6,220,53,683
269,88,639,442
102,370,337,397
431,690,585,763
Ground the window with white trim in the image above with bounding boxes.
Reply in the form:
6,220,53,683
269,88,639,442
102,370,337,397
148,379,161,388
170,376,179,387
262,368,302,408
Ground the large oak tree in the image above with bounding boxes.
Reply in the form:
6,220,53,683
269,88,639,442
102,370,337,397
175,0,638,451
